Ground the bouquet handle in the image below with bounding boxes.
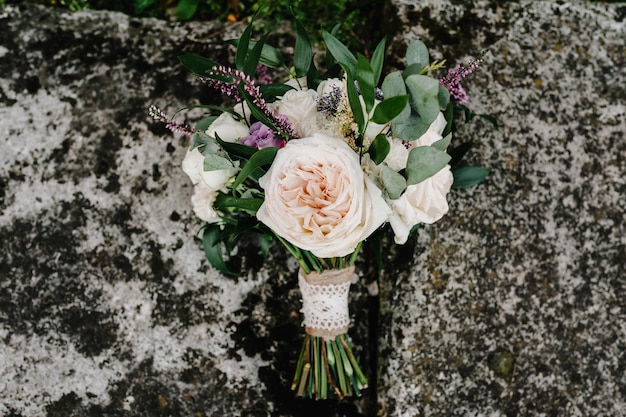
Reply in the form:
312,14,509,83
291,266,368,399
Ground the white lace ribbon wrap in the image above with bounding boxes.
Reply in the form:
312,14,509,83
298,266,354,340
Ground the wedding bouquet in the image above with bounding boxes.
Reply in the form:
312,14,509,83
151,17,489,400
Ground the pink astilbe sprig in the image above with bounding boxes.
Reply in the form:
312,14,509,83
255,64,274,85
439,56,484,105
201,65,299,140
149,105,196,135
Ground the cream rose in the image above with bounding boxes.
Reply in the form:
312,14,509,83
206,112,250,143
388,166,453,244
190,184,221,223
256,133,391,258
274,89,320,137
384,138,411,172
382,112,448,172
181,146,236,191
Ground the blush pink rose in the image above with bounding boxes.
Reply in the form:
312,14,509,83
256,133,390,258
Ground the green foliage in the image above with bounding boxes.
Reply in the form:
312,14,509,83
452,166,490,189
367,134,390,165
405,146,451,186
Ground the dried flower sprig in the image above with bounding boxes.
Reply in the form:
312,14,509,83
149,105,195,135
439,56,485,104
201,66,299,140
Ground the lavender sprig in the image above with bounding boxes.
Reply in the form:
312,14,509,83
149,105,196,135
317,85,343,117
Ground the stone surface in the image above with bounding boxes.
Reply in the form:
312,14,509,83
378,1,626,416
0,1,625,417
0,4,371,417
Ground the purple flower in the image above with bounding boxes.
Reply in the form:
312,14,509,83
240,122,286,149
439,57,484,105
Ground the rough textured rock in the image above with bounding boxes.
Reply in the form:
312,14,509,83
0,1,625,417
0,4,372,417
378,1,626,416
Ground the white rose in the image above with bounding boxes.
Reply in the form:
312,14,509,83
256,133,391,258
274,89,320,137
190,184,221,223
388,166,453,244
233,101,253,124
360,153,383,187
384,137,411,172
206,112,250,142
181,146,236,191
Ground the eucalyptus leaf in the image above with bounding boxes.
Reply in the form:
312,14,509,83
322,30,357,78
370,95,409,124
393,74,441,139
405,74,441,121
406,40,429,73
191,134,212,151
203,153,234,171
431,133,452,152
406,146,451,185
196,132,219,154
452,166,490,189
367,134,391,165
391,113,432,141
382,71,406,96
381,71,411,121
438,84,450,110
381,164,407,199
196,116,218,132
402,63,424,79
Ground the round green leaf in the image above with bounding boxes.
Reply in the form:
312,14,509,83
406,146,451,185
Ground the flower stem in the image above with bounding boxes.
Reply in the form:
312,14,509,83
323,340,343,399
292,334,366,399
339,334,369,388
291,334,308,391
